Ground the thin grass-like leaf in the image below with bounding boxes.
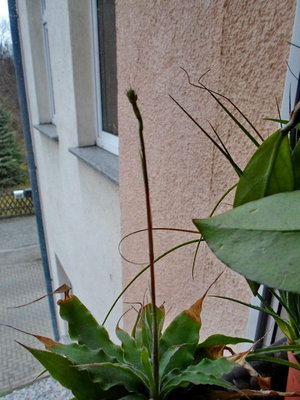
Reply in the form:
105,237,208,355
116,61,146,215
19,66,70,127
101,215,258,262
191,182,238,278
180,67,263,142
170,95,243,176
119,227,198,266
102,239,200,325
198,82,261,147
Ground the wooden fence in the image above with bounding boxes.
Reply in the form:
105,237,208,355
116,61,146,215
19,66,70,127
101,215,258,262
0,190,34,218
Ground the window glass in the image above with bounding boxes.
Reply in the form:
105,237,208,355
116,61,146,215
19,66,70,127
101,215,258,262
97,0,118,135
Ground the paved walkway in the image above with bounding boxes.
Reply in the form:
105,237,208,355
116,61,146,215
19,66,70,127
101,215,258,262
0,216,54,395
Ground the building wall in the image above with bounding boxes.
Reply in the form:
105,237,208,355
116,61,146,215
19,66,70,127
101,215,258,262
17,0,122,338
117,1,296,339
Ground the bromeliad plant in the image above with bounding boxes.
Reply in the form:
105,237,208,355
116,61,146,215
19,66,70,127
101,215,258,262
23,283,253,400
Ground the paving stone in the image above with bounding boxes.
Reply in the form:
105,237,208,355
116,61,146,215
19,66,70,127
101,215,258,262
0,217,54,395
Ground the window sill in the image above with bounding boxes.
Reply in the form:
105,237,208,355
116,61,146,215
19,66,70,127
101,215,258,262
69,145,119,184
34,124,58,141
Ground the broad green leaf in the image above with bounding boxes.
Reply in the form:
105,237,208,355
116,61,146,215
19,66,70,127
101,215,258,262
195,335,253,361
50,342,115,364
160,297,204,355
140,347,154,389
159,343,196,377
161,358,236,397
58,296,122,360
198,334,253,348
159,346,180,378
233,130,293,294
116,327,142,370
133,304,165,355
77,362,148,395
118,395,147,400
233,130,294,207
23,345,122,400
292,139,300,189
194,191,300,292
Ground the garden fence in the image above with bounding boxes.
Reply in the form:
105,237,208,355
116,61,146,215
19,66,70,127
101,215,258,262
0,190,35,218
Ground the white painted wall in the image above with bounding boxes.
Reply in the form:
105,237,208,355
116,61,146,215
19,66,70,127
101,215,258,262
17,0,122,339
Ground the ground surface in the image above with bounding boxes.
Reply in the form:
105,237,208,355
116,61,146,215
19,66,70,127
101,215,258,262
0,216,55,395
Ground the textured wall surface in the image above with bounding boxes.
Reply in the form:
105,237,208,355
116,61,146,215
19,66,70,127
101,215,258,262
117,1,296,339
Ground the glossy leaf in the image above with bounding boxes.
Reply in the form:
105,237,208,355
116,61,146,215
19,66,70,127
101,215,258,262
233,130,294,207
194,191,300,292
58,296,122,360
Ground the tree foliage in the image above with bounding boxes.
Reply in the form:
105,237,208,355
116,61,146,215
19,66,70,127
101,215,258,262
0,106,24,189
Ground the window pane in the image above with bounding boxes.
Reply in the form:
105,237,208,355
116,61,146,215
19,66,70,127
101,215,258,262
97,0,118,135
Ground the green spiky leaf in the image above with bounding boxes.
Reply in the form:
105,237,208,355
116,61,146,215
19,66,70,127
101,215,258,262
116,327,142,370
58,296,122,360
77,362,148,395
161,358,236,397
23,345,123,400
50,342,115,364
133,304,165,355
160,297,203,355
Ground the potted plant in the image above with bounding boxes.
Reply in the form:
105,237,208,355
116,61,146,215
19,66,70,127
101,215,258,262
9,89,300,399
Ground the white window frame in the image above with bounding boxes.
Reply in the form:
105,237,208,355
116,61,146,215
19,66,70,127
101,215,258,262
90,0,119,156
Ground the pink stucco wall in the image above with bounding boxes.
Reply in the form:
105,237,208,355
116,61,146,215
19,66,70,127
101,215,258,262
117,1,296,339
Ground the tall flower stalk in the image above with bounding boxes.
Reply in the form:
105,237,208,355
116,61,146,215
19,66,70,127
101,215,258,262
127,89,159,399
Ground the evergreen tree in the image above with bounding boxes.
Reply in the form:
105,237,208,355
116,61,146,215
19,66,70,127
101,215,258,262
0,106,24,189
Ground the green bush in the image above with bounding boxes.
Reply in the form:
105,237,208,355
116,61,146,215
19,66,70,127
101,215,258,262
0,105,24,189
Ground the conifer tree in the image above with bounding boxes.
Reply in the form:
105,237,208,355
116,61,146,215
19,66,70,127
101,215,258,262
0,105,24,189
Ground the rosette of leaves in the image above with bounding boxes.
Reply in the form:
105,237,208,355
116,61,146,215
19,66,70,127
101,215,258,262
23,288,253,400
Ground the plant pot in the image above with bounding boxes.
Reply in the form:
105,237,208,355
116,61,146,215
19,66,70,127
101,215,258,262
285,351,300,400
